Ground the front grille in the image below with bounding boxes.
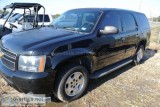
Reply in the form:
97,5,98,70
1,47,17,71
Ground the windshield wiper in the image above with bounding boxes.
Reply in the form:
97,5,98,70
51,26,81,33
48,25,60,30
62,27,80,33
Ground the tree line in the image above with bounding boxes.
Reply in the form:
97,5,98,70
148,16,160,22
0,9,4,14
52,14,60,19
153,17,160,22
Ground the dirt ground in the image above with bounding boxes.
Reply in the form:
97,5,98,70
0,23,160,107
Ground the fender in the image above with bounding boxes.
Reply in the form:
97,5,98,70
51,48,95,70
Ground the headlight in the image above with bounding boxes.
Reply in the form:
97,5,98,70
18,55,46,72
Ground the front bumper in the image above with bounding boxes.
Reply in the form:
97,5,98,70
0,60,56,96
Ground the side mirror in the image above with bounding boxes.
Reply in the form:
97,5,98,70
99,26,118,35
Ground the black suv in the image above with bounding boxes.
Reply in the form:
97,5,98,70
0,8,150,102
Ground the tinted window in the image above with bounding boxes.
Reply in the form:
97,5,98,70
101,12,122,32
121,13,137,32
136,14,150,29
38,15,50,22
52,10,101,33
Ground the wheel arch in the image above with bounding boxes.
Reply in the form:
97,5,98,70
51,48,95,75
137,39,147,50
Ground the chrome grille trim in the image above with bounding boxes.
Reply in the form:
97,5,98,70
1,56,16,71
0,47,17,71
3,53,16,60
1,47,17,58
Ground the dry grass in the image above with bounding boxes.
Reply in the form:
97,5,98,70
0,23,160,107
149,22,160,50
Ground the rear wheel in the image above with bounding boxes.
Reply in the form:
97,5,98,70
133,45,145,65
54,64,89,102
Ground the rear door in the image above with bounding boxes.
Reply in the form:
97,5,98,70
134,13,151,47
120,12,138,58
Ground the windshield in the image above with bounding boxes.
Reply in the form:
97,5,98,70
9,14,23,22
52,10,101,33
2,13,12,20
2,13,18,20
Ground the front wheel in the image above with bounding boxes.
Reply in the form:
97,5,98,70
133,45,145,65
54,64,89,102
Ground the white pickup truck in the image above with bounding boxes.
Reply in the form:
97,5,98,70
0,3,52,38
5,14,53,32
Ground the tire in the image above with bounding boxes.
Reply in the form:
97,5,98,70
133,45,145,65
54,64,89,102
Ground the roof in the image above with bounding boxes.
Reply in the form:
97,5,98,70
4,3,43,9
70,8,143,14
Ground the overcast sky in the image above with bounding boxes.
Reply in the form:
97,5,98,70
0,0,159,17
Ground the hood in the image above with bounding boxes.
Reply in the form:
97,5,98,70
1,27,83,55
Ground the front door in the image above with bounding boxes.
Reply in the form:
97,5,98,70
95,12,126,70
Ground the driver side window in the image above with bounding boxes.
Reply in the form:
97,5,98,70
81,13,97,32
100,12,122,33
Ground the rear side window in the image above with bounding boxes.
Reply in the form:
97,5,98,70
20,15,51,23
101,12,122,32
38,15,50,22
23,15,34,22
136,14,150,29
121,13,137,32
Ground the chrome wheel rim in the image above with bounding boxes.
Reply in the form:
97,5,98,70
137,48,143,62
65,72,85,97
